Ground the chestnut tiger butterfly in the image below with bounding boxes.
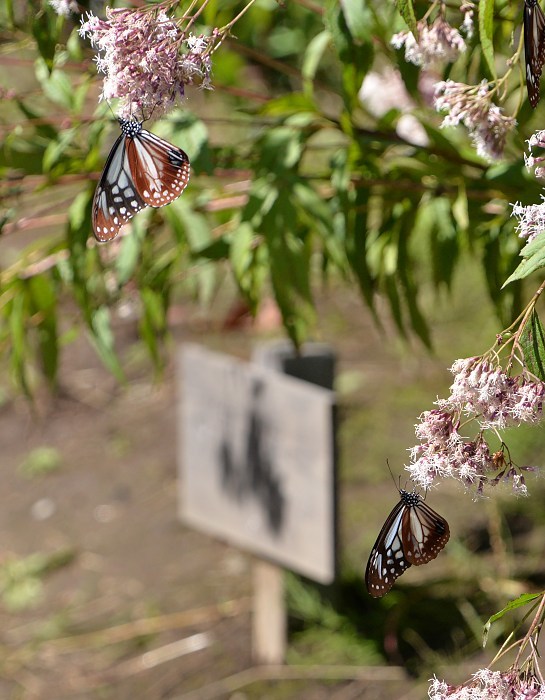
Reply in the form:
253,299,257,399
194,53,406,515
524,0,545,108
92,118,190,242
365,488,450,597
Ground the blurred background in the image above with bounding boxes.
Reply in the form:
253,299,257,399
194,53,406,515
1,0,545,697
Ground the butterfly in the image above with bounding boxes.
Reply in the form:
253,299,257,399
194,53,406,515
524,0,545,108
92,118,190,242
365,488,450,597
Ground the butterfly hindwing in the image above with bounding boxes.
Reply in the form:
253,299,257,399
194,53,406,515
365,490,450,598
92,119,190,242
524,0,545,108
127,129,190,208
402,499,450,566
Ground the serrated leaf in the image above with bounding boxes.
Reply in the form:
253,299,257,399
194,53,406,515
503,235,545,286
521,311,545,380
396,0,418,38
478,0,497,79
483,593,541,646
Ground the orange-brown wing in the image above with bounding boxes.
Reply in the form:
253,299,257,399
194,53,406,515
402,500,450,566
126,129,190,208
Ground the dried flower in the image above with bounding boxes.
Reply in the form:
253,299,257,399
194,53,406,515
434,80,516,161
49,0,79,16
79,6,217,118
392,17,466,67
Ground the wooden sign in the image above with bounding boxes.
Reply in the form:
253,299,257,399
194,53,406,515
178,344,336,584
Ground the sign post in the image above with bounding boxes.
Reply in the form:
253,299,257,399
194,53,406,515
178,342,337,664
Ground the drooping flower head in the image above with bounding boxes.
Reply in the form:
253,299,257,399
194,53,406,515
79,6,217,119
406,357,544,491
391,17,466,67
49,0,79,16
511,131,545,242
434,80,516,161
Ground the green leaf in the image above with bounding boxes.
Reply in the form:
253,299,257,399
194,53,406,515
340,0,374,42
302,30,331,97
521,311,545,381
139,287,167,366
230,222,257,287
396,0,418,38
27,275,58,385
503,235,545,286
8,287,30,395
87,308,125,382
483,593,541,646
41,69,75,110
259,93,318,117
32,13,58,71
478,0,497,79
325,0,373,109
42,128,76,173
428,197,459,288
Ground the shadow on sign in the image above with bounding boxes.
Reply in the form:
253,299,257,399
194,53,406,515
219,378,286,535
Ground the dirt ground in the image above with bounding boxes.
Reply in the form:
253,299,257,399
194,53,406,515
0,293,460,700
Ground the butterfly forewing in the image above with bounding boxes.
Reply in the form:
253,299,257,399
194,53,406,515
365,490,449,598
365,500,411,598
92,134,146,242
524,0,545,108
92,119,190,242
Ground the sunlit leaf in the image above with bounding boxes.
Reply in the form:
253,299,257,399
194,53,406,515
396,0,418,38
521,311,545,381
483,593,541,646
478,0,497,79
503,235,545,286
302,31,331,96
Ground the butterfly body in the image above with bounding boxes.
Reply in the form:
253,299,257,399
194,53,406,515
365,489,450,598
92,118,190,242
524,0,545,108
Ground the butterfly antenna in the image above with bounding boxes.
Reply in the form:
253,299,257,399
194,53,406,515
385,459,401,492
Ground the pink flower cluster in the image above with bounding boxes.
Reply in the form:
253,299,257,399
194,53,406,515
48,0,79,16
79,7,215,118
440,357,545,429
408,409,493,489
434,81,516,161
513,131,545,242
429,669,545,699
407,358,544,490
391,18,466,67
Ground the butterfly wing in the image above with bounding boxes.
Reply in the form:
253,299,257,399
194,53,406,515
524,0,545,108
127,129,190,208
365,500,412,598
402,500,450,566
92,134,146,242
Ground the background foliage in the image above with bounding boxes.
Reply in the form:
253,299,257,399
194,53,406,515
0,0,538,391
